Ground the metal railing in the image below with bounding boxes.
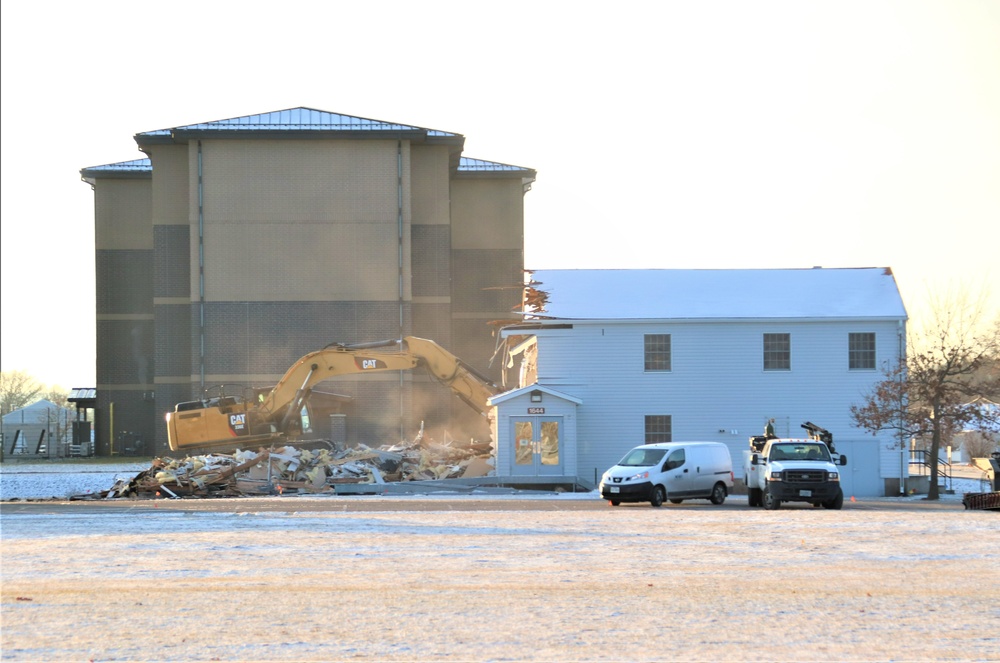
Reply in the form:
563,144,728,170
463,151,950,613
908,449,954,493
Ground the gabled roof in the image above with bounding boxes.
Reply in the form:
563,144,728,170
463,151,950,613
1,399,64,423
488,384,583,406
134,107,463,147
521,268,908,321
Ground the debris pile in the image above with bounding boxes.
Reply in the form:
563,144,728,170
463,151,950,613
94,434,495,499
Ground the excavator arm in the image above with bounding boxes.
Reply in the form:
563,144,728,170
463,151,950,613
166,336,499,454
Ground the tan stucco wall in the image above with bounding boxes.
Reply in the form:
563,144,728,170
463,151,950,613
95,179,152,250
450,179,523,249
149,145,189,227
185,139,413,302
410,145,451,226
195,139,404,222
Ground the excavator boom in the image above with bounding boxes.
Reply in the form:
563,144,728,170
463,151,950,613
166,337,499,454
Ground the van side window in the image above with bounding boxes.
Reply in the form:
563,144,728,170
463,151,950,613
664,448,686,471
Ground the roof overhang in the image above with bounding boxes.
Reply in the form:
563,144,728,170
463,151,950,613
488,384,583,407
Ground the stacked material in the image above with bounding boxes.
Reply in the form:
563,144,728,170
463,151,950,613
95,435,493,499
962,491,1000,511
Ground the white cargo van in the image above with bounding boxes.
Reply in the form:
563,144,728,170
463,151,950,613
599,442,734,507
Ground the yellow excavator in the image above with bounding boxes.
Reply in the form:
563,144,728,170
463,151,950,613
166,337,500,454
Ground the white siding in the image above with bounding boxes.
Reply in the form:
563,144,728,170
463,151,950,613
530,318,904,495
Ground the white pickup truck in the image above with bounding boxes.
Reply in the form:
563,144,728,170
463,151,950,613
744,424,847,510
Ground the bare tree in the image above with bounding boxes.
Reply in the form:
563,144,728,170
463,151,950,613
0,369,43,417
42,387,71,410
851,286,1000,499
959,430,999,461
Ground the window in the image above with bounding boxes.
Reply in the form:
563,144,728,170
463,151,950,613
763,333,790,370
644,334,671,371
849,332,876,370
665,448,686,470
645,415,672,443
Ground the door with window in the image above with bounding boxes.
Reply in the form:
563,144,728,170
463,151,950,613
663,447,696,497
511,416,563,476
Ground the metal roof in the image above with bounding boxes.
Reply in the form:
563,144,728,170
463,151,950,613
80,158,151,173
83,110,535,179
136,107,458,139
68,388,97,401
458,157,532,173
82,156,537,179
520,268,908,321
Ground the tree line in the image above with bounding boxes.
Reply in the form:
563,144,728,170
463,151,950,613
0,369,72,415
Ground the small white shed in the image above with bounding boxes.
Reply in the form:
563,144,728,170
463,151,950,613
488,385,583,487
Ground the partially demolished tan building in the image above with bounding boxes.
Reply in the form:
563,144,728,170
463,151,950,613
80,108,535,456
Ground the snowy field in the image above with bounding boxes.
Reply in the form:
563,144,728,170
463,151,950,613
2,464,999,662
0,460,992,501
0,462,151,501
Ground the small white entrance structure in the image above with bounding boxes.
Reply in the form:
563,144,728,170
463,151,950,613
489,385,584,487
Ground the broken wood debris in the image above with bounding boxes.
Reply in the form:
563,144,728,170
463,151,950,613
85,433,495,499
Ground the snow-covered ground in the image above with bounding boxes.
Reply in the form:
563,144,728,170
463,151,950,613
2,462,998,661
0,462,150,500
0,460,992,501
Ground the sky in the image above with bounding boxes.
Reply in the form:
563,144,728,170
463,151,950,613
1,0,998,389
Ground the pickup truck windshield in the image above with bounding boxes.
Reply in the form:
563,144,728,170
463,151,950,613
618,448,667,467
768,443,831,462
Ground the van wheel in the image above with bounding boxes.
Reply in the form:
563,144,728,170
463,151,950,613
710,483,727,505
822,489,844,510
748,487,762,507
763,487,781,510
650,486,665,507
609,500,621,507
669,498,683,504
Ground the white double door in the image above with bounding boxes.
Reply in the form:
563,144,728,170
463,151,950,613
511,416,563,476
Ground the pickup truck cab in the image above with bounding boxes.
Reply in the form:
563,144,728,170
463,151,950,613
744,438,847,510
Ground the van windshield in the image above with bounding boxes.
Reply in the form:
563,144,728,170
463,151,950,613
618,448,667,467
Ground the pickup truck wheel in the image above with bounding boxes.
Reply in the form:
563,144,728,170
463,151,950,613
650,485,665,507
710,483,727,505
763,487,781,510
609,500,621,507
823,489,844,510
748,487,762,507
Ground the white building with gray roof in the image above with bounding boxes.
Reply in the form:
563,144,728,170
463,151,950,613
492,267,909,497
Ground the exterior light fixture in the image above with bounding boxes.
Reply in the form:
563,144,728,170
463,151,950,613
530,389,543,403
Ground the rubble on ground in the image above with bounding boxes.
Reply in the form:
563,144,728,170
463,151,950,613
88,433,495,500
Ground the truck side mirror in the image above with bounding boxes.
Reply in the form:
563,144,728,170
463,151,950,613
839,455,848,466
751,454,759,466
